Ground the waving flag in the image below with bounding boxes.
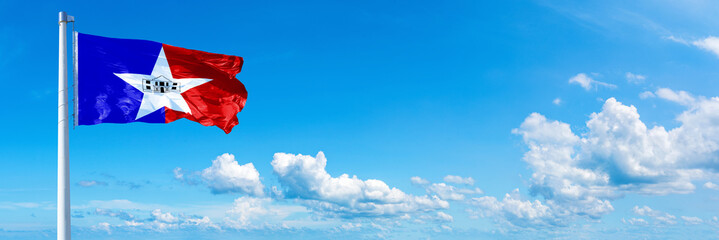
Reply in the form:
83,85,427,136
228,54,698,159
75,33,247,133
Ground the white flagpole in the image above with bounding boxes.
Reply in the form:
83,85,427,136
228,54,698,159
58,11,72,240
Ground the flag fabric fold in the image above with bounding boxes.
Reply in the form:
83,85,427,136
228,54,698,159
75,33,247,133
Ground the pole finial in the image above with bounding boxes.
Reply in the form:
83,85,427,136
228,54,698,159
59,11,74,23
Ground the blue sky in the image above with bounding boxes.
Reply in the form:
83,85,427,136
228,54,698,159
2,0,719,239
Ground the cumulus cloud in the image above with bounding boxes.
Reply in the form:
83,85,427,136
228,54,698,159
520,96,719,194
510,112,614,220
223,196,308,230
79,197,322,233
224,196,271,229
411,176,483,201
86,207,219,232
693,36,719,58
158,213,219,231
469,189,560,228
632,206,677,225
476,92,719,228
201,153,265,196
553,98,561,105
568,73,616,91
424,183,483,201
443,175,475,185
271,152,449,218
703,182,719,190
184,216,217,229
93,222,111,234
151,209,178,223
435,211,454,222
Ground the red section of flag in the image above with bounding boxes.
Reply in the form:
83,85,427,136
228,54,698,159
162,44,247,133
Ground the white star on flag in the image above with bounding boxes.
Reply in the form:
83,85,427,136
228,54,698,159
114,48,212,120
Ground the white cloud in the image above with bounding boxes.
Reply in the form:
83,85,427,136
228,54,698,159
569,73,616,91
443,175,474,185
666,35,689,45
93,208,135,221
631,205,654,216
339,222,362,231
74,199,167,211
410,176,429,185
669,36,719,58
622,217,648,226
201,153,265,196
485,93,719,227
711,216,719,227
516,96,719,196
271,152,449,217
693,36,719,58
224,196,271,229
470,189,560,228
151,209,178,223
424,183,483,201
703,182,719,190
436,211,454,222
655,88,696,106
419,211,454,223
124,220,144,227
440,225,452,231
0,201,54,210
223,196,308,230
93,222,111,234
681,216,703,225
655,216,677,225
632,206,677,225
9,202,40,208
146,211,220,231
553,98,561,105
77,180,107,187
426,183,465,201
639,91,655,99
626,72,646,84
183,216,219,229
88,206,220,232
172,167,200,185
173,167,184,181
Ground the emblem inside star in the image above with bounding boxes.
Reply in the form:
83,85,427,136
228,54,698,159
114,48,212,120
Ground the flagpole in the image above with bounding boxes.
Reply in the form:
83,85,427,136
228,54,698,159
58,11,72,240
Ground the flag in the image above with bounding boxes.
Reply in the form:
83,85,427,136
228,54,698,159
75,33,247,133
